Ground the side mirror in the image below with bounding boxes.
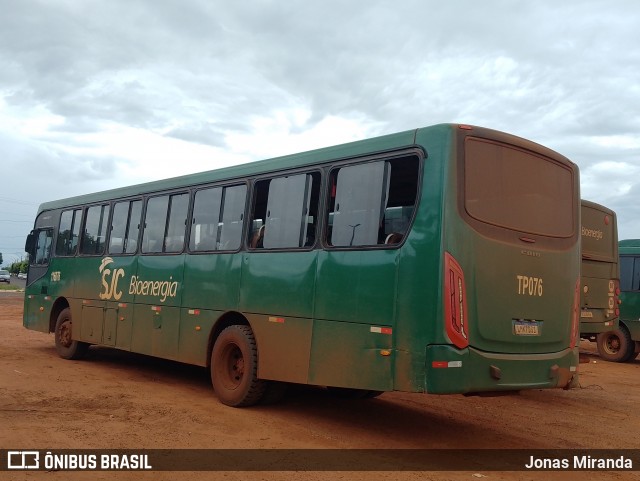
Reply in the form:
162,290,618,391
25,231,35,256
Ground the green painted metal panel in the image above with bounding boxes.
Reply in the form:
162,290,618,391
425,345,578,393
114,302,133,351
103,307,118,347
314,249,397,325
80,303,104,343
248,313,313,384
178,308,219,366
182,254,241,310
240,251,317,318
130,304,180,360
308,319,393,390
622,319,640,341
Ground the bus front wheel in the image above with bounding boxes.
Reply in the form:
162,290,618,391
54,308,89,360
596,327,635,362
211,325,266,407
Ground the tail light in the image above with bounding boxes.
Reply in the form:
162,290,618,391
610,279,621,317
570,279,580,349
444,252,469,349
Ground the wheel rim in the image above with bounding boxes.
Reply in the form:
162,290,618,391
58,319,73,348
602,334,621,355
218,343,245,391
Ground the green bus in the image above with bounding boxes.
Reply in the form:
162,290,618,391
600,239,640,362
579,200,621,360
23,123,580,407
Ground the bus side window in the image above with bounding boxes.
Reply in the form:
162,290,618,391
34,229,53,265
56,208,81,256
80,204,110,256
109,200,142,255
327,155,419,247
190,184,246,252
249,173,320,249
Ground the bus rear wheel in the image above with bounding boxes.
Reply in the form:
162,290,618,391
211,325,266,407
54,308,89,360
596,327,635,362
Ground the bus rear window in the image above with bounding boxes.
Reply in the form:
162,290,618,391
464,138,574,238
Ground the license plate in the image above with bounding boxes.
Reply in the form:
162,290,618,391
513,320,540,336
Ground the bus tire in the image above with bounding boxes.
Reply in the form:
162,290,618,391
54,308,89,360
211,325,266,407
596,327,635,362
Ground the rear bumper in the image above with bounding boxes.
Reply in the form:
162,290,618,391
425,344,579,394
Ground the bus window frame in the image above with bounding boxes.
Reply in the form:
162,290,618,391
322,149,424,252
187,181,249,255
78,203,111,257
107,197,144,257
246,168,324,253
140,190,190,256
55,207,83,258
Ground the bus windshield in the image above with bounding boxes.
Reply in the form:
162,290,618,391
464,137,574,238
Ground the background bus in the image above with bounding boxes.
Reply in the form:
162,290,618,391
601,239,640,362
24,123,580,406
579,200,621,360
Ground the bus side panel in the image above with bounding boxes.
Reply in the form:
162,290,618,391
182,254,242,311
129,255,185,360
392,129,447,392
239,251,318,318
72,256,139,348
620,292,640,328
177,309,220,366
248,313,313,384
622,319,640,342
314,250,397,325
307,319,393,391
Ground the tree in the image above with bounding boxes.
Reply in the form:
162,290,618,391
0,252,3,266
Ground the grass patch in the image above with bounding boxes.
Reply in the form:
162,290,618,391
0,284,23,291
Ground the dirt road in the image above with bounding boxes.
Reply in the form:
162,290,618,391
1,291,639,481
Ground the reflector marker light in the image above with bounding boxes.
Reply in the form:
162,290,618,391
44,296,51,301
370,326,393,335
151,306,162,312
432,361,463,368
268,316,285,323
188,309,200,315
570,279,580,349
118,303,127,308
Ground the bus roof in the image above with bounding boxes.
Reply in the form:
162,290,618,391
581,199,616,215
619,239,640,253
36,122,575,214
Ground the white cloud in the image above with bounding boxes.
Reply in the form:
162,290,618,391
1,0,640,262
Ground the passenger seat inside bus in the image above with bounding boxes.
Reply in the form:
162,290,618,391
251,225,265,249
385,232,403,245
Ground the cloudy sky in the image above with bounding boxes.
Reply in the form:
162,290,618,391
1,0,639,265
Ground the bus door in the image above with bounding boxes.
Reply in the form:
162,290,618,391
24,227,54,333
